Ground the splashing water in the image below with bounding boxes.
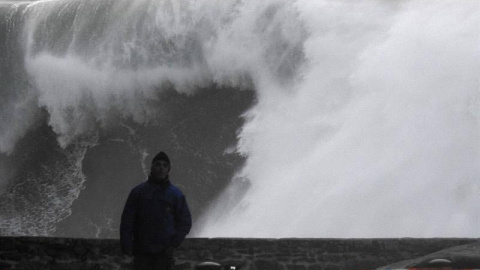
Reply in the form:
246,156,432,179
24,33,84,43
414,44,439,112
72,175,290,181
0,0,478,237
197,0,479,237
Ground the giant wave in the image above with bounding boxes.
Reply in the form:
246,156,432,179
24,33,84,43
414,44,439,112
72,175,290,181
0,0,478,238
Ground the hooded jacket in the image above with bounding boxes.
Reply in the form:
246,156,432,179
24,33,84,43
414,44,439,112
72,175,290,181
120,179,192,255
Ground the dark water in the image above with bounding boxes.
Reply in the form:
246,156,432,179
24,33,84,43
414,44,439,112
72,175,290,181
53,87,254,238
0,83,253,237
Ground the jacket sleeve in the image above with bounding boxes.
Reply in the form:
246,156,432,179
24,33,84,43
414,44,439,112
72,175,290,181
171,194,192,248
120,189,137,255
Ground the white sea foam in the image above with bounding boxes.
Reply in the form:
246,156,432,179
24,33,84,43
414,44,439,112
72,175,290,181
0,137,95,235
0,0,478,237
197,0,479,237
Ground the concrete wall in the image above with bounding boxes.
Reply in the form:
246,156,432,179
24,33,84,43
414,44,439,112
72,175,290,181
0,237,477,270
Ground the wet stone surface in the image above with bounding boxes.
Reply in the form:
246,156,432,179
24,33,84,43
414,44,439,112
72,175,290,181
0,237,477,270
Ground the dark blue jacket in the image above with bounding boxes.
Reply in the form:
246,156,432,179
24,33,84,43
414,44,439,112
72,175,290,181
120,179,192,255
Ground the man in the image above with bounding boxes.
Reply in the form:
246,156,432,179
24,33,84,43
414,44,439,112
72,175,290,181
121,151,192,270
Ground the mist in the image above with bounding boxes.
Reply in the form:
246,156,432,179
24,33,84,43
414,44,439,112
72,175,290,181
0,0,478,238
197,0,479,237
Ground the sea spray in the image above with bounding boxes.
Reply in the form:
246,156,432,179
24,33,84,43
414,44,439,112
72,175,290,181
0,0,278,235
197,0,479,237
0,0,477,237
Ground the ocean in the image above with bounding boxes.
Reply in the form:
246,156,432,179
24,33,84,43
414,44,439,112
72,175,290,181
0,0,478,238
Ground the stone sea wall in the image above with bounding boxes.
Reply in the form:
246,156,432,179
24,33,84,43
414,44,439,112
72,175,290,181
0,237,477,270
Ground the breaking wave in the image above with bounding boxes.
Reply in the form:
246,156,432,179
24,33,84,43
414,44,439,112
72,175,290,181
0,0,478,237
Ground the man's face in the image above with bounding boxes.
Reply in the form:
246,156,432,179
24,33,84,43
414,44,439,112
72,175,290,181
150,160,170,181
